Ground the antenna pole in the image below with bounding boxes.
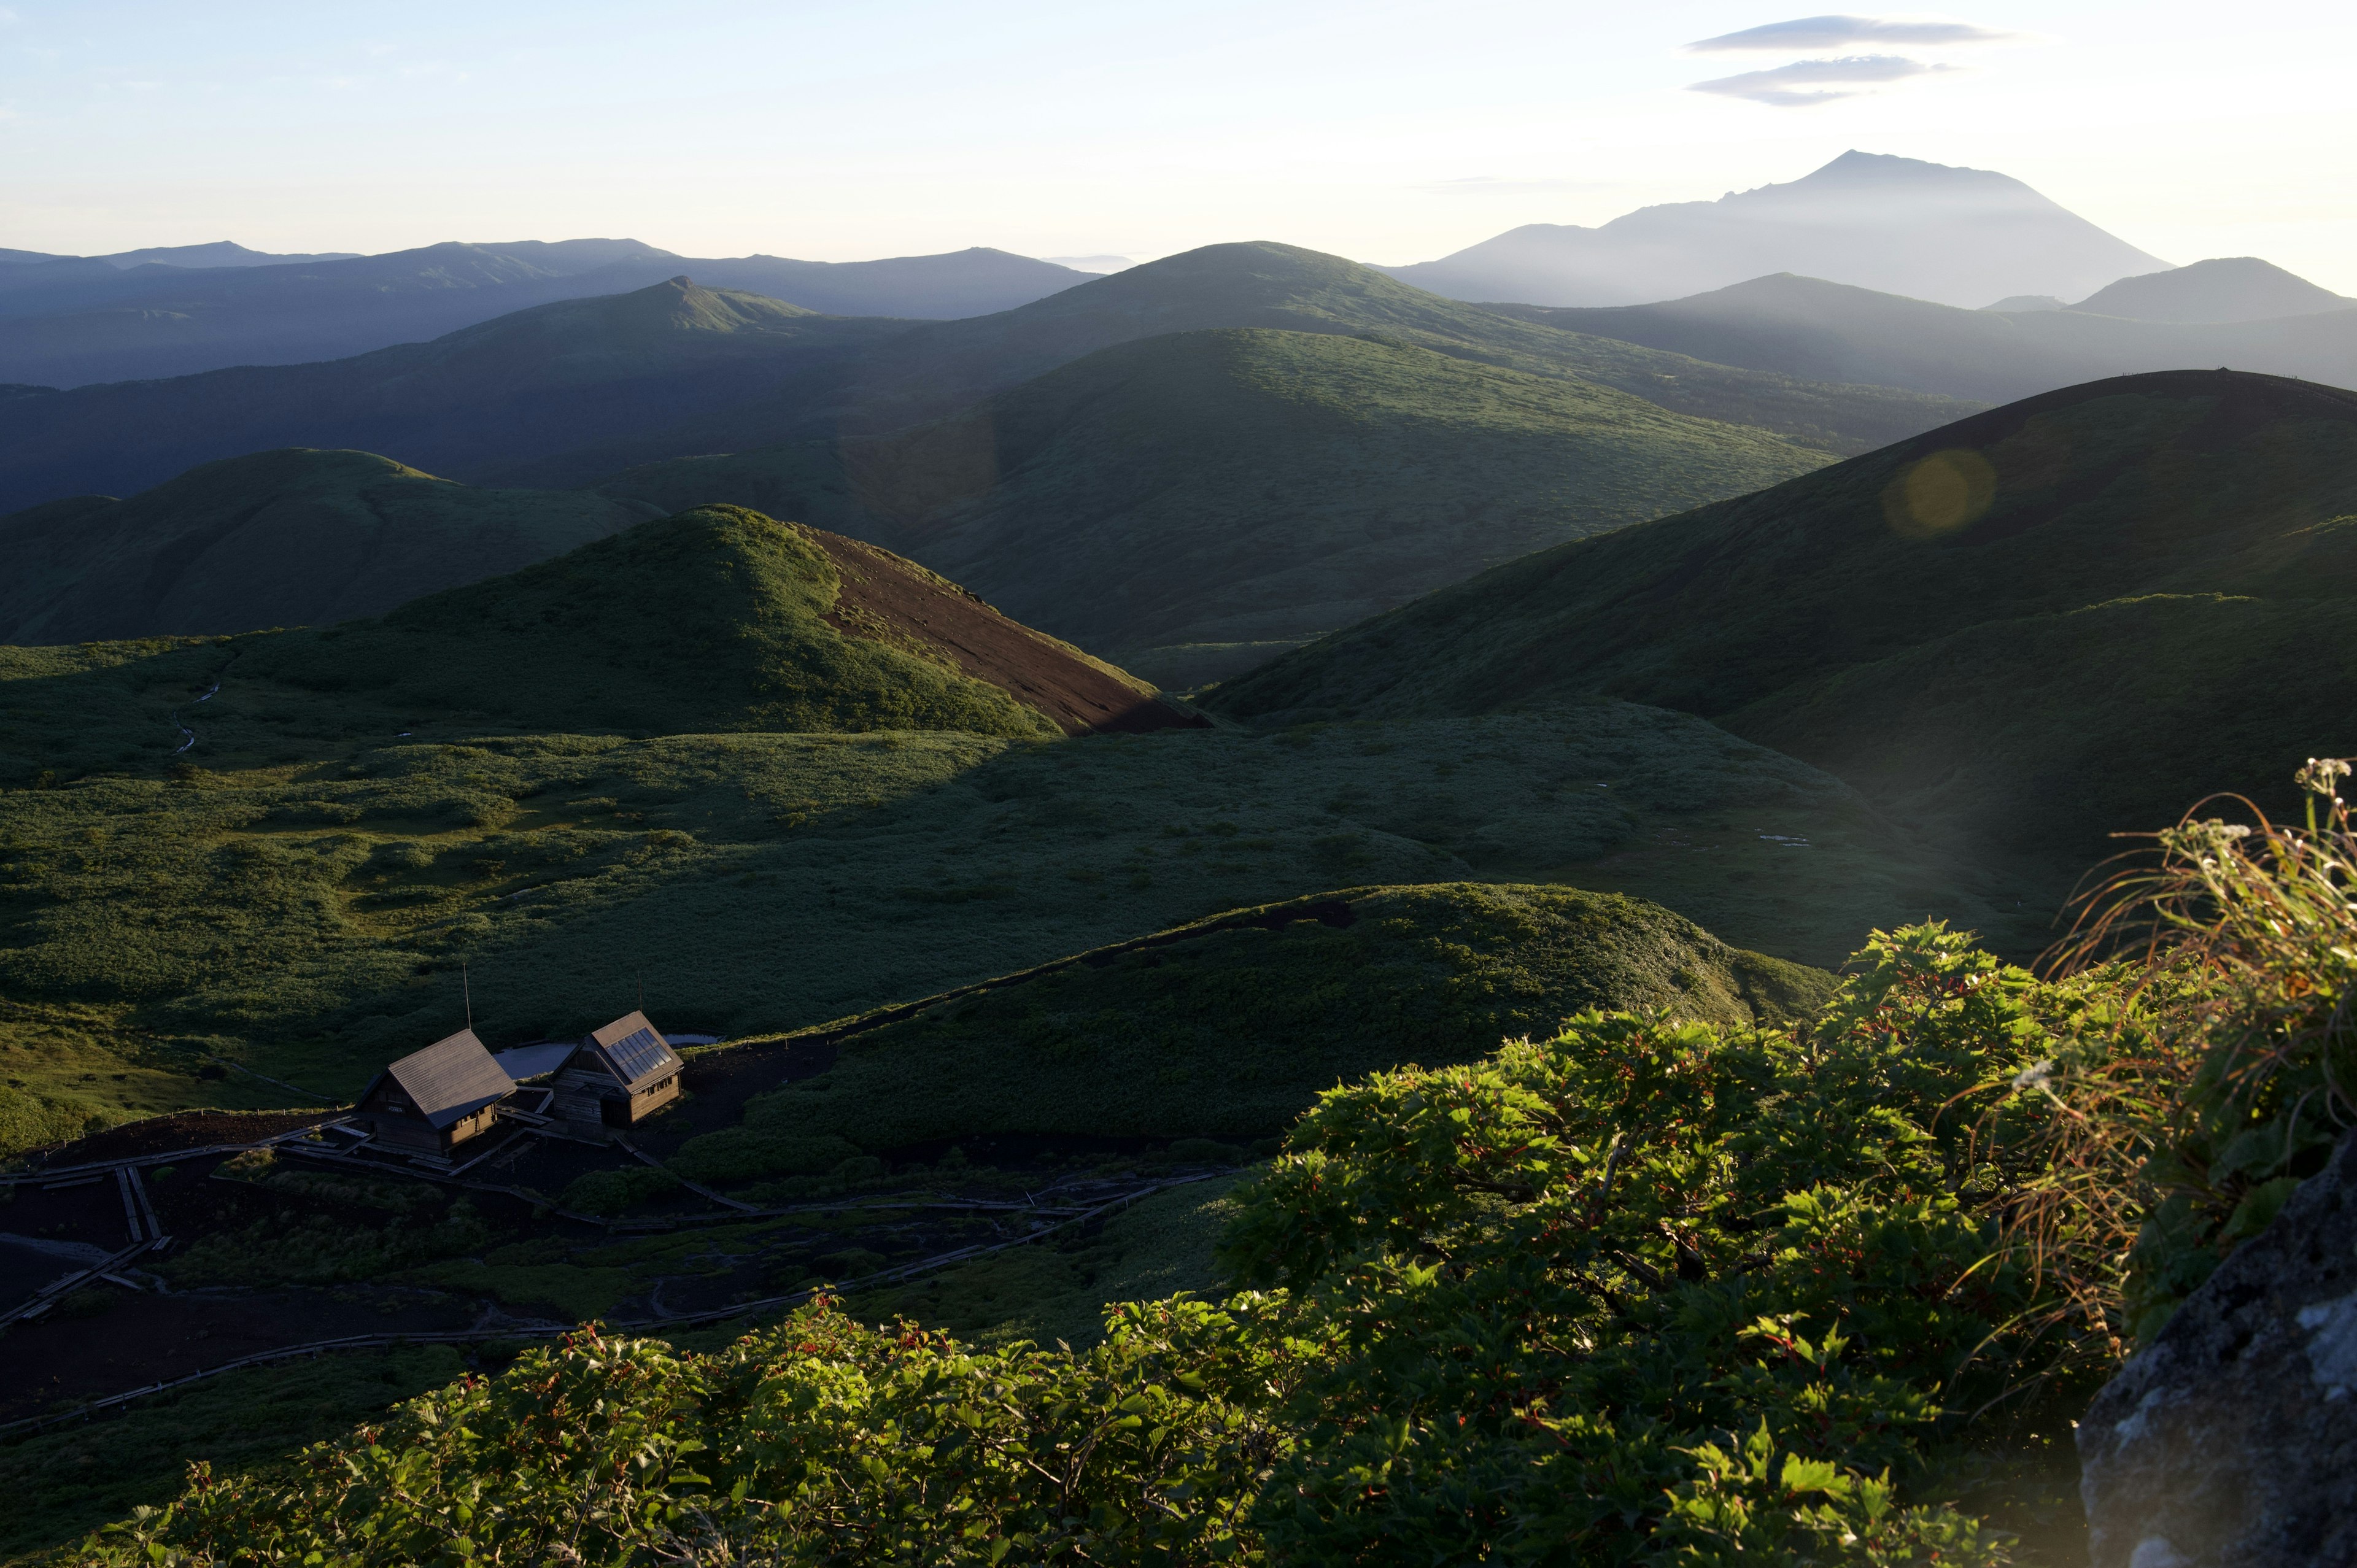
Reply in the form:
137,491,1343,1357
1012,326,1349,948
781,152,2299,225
464,960,473,1031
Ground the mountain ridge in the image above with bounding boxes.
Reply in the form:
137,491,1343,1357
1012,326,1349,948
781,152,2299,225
1387,150,2169,310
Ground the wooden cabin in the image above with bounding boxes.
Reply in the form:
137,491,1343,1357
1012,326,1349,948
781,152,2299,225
549,1011,684,1133
356,1029,516,1154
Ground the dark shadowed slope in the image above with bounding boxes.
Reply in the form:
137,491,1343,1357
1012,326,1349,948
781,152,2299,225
1500,273,2357,405
1207,371,2357,855
0,450,661,644
505,243,1977,486
678,882,1832,1167
595,327,1832,684
0,243,1086,387
1387,151,2168,309
2073,257,2354,323
0,278,909,511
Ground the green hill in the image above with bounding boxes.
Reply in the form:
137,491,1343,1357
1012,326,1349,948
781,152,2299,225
505,243,1978,486
0,277,908,511
214,503,1180,740
596,327,1836,683
1206,369,2357,855
0,449,664,643
672,882,1833,1176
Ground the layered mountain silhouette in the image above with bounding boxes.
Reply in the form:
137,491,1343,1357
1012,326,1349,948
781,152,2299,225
1208,369,2357,855
1506,272,2357,404
595,324,1833,683
0,241,1088,385
0,278,911,511
1387,152,2167,309
503,242,1975,492
0,450,660,644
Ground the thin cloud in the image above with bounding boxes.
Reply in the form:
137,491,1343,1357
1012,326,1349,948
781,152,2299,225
1689,53,1951,107
1687,15,2012,52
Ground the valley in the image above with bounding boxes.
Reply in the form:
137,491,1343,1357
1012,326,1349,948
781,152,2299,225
6,144,2357,1564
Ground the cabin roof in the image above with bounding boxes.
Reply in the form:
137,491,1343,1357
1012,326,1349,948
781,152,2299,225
370,1028,514,1130
570,1011,684,1094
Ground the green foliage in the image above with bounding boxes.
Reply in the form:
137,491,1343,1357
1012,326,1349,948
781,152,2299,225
692,882,1835,1170
163,1197,490,1287
559,1164,686,1217
1208,373,2357,856
79,925,2103,1566
2031,755,2357,1340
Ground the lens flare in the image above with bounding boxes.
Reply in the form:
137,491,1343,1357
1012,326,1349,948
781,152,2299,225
1883,447,1997,539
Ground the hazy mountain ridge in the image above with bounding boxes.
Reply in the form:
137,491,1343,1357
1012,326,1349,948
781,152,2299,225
503,242,1976,492
1500,272,2357,404
0,241,1090,385
1386,150,2169,310
0,277,913,512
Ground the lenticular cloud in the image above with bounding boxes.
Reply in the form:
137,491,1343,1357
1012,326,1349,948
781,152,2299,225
1686,14,2014,52
1688,53,1951,107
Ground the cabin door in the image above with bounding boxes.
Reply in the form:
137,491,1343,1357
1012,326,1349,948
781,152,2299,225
600,1094,630,1128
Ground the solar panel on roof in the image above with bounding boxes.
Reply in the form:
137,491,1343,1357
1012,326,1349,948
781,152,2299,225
603,1026,679,1087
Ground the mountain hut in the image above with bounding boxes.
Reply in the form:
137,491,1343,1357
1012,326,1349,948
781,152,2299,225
549,1011,684,1132
355,1029,516,1154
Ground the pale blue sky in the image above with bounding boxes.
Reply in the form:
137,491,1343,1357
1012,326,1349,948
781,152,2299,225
3,1,2353,289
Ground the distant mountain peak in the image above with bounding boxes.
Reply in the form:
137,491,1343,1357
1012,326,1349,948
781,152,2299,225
1385,152,2167,309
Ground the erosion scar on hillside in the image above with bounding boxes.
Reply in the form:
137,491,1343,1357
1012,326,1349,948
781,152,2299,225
805,527,1208,735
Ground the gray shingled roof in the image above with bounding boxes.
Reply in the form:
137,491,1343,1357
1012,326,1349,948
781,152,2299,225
381,1029,514,1129
575,1011,684,1094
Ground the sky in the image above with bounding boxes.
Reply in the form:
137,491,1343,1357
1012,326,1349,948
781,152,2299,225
2,1,2353,291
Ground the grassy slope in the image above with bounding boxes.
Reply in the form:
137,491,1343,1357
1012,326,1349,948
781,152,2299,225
506,243,1976,488
598,328,1835,683
675,882,1834,1176
219,504,1063,739
1207,371,2357,855
1502,273,2357,405
0,673,2035,1149
0,449,662,644
0,280,908,514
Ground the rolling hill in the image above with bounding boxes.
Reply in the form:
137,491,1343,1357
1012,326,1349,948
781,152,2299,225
672,882,1833,1171
0,449,662,644
0,241,1088,386
1503,271,2357,405
1386,150,2168,309
2072,257,2353,322
1205,369,2357,857
501,241,1977,495
211,503,1188,740
595,326,1836,684
0,277,911,512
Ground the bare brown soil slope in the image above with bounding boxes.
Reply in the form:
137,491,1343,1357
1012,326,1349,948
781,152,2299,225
802,524,1206,735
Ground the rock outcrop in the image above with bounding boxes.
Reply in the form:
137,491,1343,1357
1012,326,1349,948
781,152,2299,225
2078,1130,2357,1566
